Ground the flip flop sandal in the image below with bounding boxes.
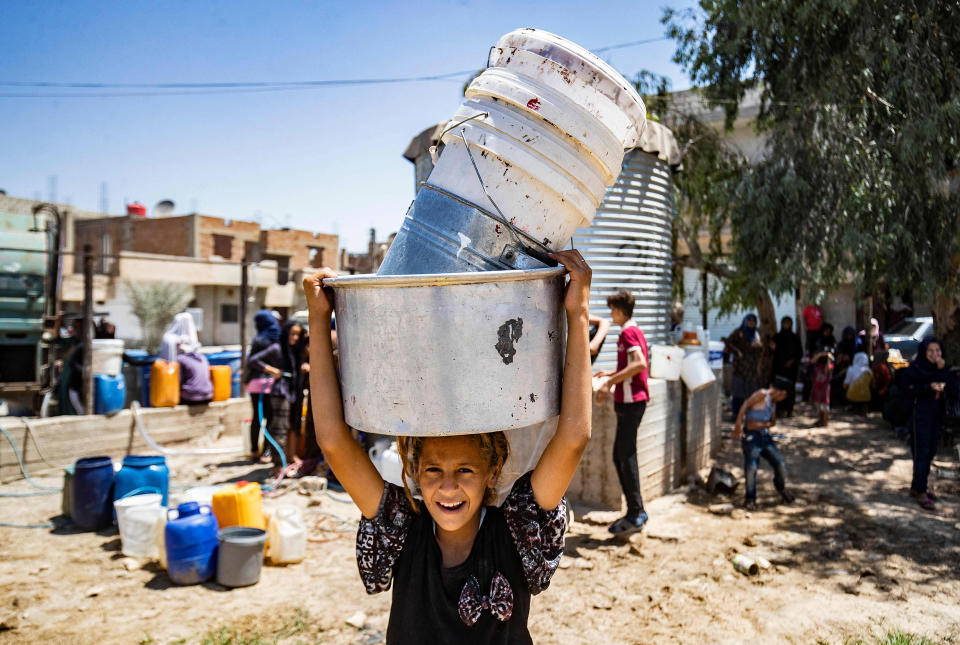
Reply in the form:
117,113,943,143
917,496,936,512
608,517,645,536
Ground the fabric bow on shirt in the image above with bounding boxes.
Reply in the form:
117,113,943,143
458,572,514,626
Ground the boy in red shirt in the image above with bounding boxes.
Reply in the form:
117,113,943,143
595,289,650,536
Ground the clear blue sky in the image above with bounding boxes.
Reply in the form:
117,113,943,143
0,1,695,253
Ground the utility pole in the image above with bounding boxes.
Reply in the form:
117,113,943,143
701,271,709,330
82,244,94,415
239,257,249,378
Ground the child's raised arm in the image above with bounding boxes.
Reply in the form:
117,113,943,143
530,250,593,510
303,269,384,519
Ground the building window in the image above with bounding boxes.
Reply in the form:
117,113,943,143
220,303,238,323
308,246,325,268
244,240,261,262
213,234,233,259
264,255,290,285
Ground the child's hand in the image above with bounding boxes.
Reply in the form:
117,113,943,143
548,249,592,317
594,379,612,404
302,268,338,320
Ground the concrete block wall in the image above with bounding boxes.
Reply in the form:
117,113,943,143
0,398,251,483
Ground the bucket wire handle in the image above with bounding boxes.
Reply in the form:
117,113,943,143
455,128,557,260
430,112,489,164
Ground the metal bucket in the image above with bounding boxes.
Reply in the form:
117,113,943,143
327,267,565,436
377,184,551,276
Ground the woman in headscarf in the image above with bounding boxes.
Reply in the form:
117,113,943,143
248,321,306,476
725,313,763,417
772,316,803,417
159,312,212,404
901,338,953,511
159,312,200,363
836,326,857,371
843,352,872,414
245,310,282,461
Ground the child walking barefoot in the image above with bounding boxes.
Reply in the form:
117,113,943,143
303,250,593,644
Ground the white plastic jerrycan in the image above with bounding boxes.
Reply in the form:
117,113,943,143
268,505,306,565
369,440,405,487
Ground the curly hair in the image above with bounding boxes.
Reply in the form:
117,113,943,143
395,432,510,511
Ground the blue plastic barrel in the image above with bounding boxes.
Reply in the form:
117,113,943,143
166,502,219,585
94,373,126,414
71,456,115,531
115,455,169,506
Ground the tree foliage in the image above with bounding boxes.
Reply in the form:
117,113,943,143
126,281,191,352
663,0,960,305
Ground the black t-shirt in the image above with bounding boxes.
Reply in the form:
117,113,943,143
357,473,567,645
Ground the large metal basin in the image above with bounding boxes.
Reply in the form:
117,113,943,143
327,267,565,436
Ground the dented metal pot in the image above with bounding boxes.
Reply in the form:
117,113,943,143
326,267,565,436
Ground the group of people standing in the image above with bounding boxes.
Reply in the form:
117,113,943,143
244,309,317,478
724,303,957,513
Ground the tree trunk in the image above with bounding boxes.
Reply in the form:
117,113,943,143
933,292,960,366
756,290,777,385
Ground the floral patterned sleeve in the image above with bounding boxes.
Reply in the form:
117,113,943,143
501,471,568,595
356,482,415,594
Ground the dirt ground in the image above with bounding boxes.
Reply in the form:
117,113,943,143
3,404,960,644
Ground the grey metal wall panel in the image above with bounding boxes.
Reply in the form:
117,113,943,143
572,149,675,372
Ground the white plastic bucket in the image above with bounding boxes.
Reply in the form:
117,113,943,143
91,339,124,376
486,46,636,150
114,493,163,557
422,28,645,254
122,505,166,558
681,351,717,391
267,505,306,565
649,345,685,381
493,28,647,147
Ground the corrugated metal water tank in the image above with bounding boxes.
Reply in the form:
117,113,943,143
572,147,675,372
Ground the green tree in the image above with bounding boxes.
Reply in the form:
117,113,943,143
125,281,191,352
634,73,781,342
664,0,960,358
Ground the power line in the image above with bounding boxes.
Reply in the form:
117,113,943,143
592,37,669,54
0,37,671,99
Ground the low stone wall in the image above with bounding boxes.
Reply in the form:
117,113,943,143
0,398,251,483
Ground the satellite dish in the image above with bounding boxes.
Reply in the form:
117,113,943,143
153,199,175,217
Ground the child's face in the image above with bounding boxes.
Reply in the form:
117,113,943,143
417,436,498,536
609,306,628,326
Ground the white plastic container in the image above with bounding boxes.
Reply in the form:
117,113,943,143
649,345,685,381
91,339,124,376
681,351,717,392
267,505,306,565
114,493,163,557
708,341,725,370
424,28,646,253
369,441,405,487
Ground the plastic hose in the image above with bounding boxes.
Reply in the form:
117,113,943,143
0,423,61,496
0,521,56,529
130,401,243,456
257,394,288,493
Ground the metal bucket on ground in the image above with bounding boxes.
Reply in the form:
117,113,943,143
327,267,565,436
217,526,268,588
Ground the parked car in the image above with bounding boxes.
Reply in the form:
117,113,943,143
884,316,934,361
